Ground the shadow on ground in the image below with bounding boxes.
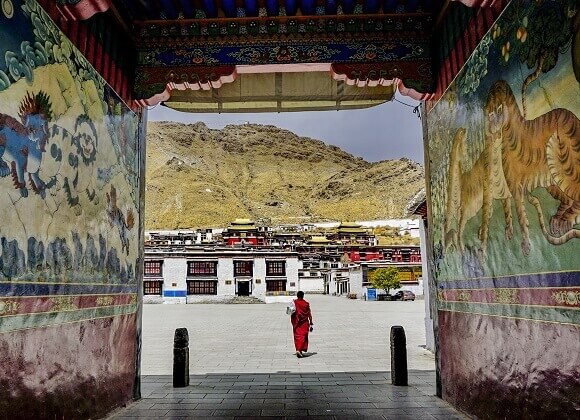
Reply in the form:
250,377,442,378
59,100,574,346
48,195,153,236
108,370,467,419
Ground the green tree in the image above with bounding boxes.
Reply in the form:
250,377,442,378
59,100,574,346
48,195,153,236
369,267,401,295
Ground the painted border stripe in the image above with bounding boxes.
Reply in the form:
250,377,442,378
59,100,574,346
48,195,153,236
0,282,137,296
438,271,580,290
439,301,580,325
0,304,138,334
439,287,580,308
0,294,136,316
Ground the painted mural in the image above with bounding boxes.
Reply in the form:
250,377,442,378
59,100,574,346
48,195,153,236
0,0,143,417
427,0,579,417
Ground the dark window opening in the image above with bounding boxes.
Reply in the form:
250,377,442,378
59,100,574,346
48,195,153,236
266,280,286,292
187,261,217,276
187,280,217,295
234,260,253,277
144,260,163,276
144,281,163,295
266,261,286,276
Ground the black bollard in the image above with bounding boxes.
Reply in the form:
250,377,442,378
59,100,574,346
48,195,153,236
390,325,408,386
173,328,189,388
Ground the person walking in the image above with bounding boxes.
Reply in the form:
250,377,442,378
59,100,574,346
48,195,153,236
291,291,313,358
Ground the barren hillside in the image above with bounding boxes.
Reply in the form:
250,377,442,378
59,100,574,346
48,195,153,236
145,122,424,229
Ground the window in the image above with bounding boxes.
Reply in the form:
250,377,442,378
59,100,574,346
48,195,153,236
187,280,217,295
266,280,286,292
144,260,162,276
234,260,253,277
266,261,286,276
143,281,162,295
187,261,217,276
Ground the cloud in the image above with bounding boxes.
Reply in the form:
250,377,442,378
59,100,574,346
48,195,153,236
147,96,424,164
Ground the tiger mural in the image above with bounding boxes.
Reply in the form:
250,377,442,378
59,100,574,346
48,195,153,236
484,80,580,254
444,127,513,257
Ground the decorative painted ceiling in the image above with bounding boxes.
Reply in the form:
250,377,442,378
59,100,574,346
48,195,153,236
44,0,508,111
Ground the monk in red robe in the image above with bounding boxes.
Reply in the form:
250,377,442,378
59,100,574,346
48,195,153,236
291,291,313,358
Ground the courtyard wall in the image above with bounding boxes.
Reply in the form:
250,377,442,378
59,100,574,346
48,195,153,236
426,1,580,417
0,3,144,417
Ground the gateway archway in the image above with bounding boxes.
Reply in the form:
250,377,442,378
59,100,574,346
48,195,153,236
1,1,578,419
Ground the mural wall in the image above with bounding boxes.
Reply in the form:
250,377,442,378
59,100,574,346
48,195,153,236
0,1,144,417
427,0,579,417
428,0,580,419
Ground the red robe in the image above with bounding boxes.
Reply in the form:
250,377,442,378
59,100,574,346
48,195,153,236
291,298,311,352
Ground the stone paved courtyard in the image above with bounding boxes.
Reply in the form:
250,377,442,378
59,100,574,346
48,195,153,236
141,295,434,375
108,296,469,419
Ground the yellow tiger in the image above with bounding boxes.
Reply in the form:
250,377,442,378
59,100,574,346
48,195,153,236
444,127,513,256
484,80,580,254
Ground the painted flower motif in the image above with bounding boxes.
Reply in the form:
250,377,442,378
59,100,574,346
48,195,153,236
492,289,519,304
275,46,293,62
552,291,580,306
456,291,472,302
0,300,20,316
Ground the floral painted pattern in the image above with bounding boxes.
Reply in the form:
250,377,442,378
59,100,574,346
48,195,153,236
227,45,340,64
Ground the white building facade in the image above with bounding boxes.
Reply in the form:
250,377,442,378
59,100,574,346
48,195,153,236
143,248,301,303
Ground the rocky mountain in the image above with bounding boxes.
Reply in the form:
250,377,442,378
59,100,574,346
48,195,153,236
145,121,424,229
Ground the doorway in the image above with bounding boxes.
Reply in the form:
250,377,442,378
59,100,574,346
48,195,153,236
237,281,250,296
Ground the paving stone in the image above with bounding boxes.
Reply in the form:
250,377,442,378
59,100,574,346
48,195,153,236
194,402,242,410
374,401,422,409
151,403,199,410
114,409,169,417
240,402,284,410
308,408,358,416
261,409,308,416
285,417,335,420
163,410,213,419
328,402,380,409
213,409,262,416
174,398,222,404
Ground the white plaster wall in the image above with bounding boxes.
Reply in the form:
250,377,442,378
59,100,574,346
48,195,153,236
162,258,187,303
420,220,435,352
298,276,324,293
164,297,187,304
186,295,235,303
349,269,364,297
143,295,163,304
286,257,300,293
264,295,295,304
253,257,267,297
218,258,236,296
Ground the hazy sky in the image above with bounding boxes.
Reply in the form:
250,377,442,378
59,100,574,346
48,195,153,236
148,94,424,164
